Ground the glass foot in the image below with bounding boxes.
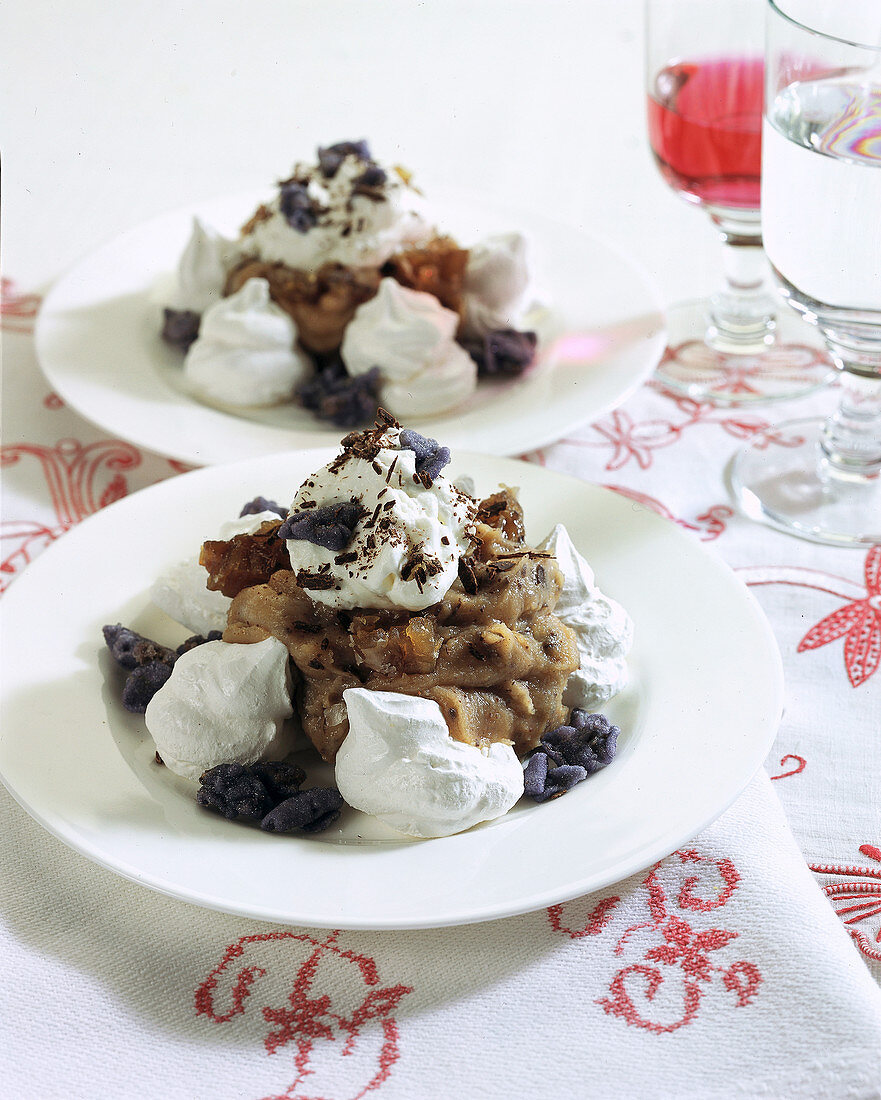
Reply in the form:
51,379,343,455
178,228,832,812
656,300,835,404
731,417,881,547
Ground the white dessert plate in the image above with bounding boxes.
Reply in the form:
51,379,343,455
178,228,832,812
0,452,782,929
34,190,665,465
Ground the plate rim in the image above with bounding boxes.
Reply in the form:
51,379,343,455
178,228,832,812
0,451,784,929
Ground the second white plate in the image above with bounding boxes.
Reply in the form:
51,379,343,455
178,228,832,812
0,451,782,929
35,191,665,465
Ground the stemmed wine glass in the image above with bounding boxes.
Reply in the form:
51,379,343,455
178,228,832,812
732,0,881,545
646,0,835,402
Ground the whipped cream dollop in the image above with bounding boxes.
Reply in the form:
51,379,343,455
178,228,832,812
284,425,476,612
171,217,239,313
183,278,312,407
240,151,432,272
144,637,294,779
341,278,477,417
539,524,633,708
336,688,524,838
150,510,281,636
461,232,529,339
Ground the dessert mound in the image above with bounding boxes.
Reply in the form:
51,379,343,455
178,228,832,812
210,488,579,762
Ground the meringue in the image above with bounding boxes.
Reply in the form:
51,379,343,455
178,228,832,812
144,637,294,780
341,278,477,417
183,278,312,407
150,510,281,636
241,154,433,272
538,524,633,708
284,427,476,612
173,217,239,313
335,688,524,838
461,232,529,339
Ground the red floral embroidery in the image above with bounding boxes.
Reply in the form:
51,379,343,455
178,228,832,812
809,846,881,963
769,754,807,781
0,277,41,333
0,438,142,593
604,485,734,541
196,930,412,1099
43,393,65,410
738,557,881,687
557,393,803,472
549,850,761,1033
658,339,830,397
797,548,881,687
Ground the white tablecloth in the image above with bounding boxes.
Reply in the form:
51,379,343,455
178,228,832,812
2,2,880,1096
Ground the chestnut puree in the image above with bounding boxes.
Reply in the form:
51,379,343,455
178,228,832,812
203,487,579,764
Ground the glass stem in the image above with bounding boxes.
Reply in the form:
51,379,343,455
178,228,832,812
705,208,776,353
820,341,881,479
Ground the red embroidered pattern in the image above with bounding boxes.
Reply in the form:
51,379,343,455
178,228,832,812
0,438,142,593
549,850,762,1033
658,339,830,397
603,485,734,541
809,846,881,963
738,556,881,687
196,930,412,1099
556,390,804,472
769,754,807,781
0,277,41,333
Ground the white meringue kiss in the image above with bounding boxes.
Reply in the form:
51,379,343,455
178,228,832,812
539,523,633,708
145,638,294,780
150,510,281,636
284,428,475,612
461,232,529,339
342,278,476,417
174,217,239,313
183,278,312,407
336,688,524,838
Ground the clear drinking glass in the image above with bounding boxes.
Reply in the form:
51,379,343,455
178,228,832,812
732,0,881,545
646,0,834,402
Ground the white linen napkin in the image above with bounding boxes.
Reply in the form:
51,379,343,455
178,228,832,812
3,771,880,1099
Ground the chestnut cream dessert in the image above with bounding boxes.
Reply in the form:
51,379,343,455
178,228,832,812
161,141,540,426
107,415,631,838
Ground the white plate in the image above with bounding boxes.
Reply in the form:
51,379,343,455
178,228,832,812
34,191,665,465
0,452,783,929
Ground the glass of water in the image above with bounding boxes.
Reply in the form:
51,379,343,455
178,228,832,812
732,0,881,545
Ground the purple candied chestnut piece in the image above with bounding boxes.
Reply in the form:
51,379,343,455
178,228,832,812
175,631,223,657
279,179,319,233
103,624,176,669
523,752,588,803
298,361,381,428
251,760,307,802
353,162,387,189
239,496,287,519
542,710,620,775
278,499,366,552
121,661,173,713
196,762,277,822
161,308,200,351
317,140,371,178
261,787,344,834
399,429,451,483
465,328,538,378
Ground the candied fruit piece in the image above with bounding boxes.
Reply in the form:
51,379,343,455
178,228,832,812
464,328,537,378
279,179,319,233
240,496,286,519
542,711,620,774
103,624,176,669
383,236,469,314
318,140,371,178
196,762,277,821
199,520,288,598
